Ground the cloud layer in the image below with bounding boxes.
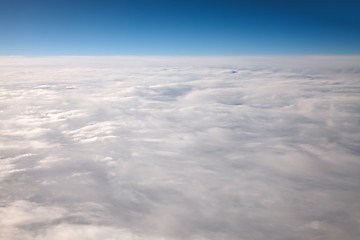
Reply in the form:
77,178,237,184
1,56,360,240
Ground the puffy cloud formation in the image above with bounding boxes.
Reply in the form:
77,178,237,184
0,56,360,240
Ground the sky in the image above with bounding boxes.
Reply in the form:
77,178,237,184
1,0,360,55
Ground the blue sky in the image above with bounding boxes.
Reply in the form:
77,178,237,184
1,0,360,55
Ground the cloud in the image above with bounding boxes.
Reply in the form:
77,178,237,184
0,56,360,239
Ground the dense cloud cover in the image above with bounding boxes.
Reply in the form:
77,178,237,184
1,56,360,240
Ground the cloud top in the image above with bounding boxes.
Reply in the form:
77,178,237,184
1,56,360,240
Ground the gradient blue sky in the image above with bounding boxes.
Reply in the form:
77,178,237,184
1,0,360,55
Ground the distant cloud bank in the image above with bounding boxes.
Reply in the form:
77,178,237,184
1,56,360,240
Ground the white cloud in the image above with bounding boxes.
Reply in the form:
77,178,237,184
0,56,360,239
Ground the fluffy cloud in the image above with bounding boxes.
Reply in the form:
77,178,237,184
0,56,360,240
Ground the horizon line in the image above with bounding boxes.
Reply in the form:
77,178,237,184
2,54,360,58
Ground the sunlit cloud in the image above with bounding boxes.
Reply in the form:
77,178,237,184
0,56,360,240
